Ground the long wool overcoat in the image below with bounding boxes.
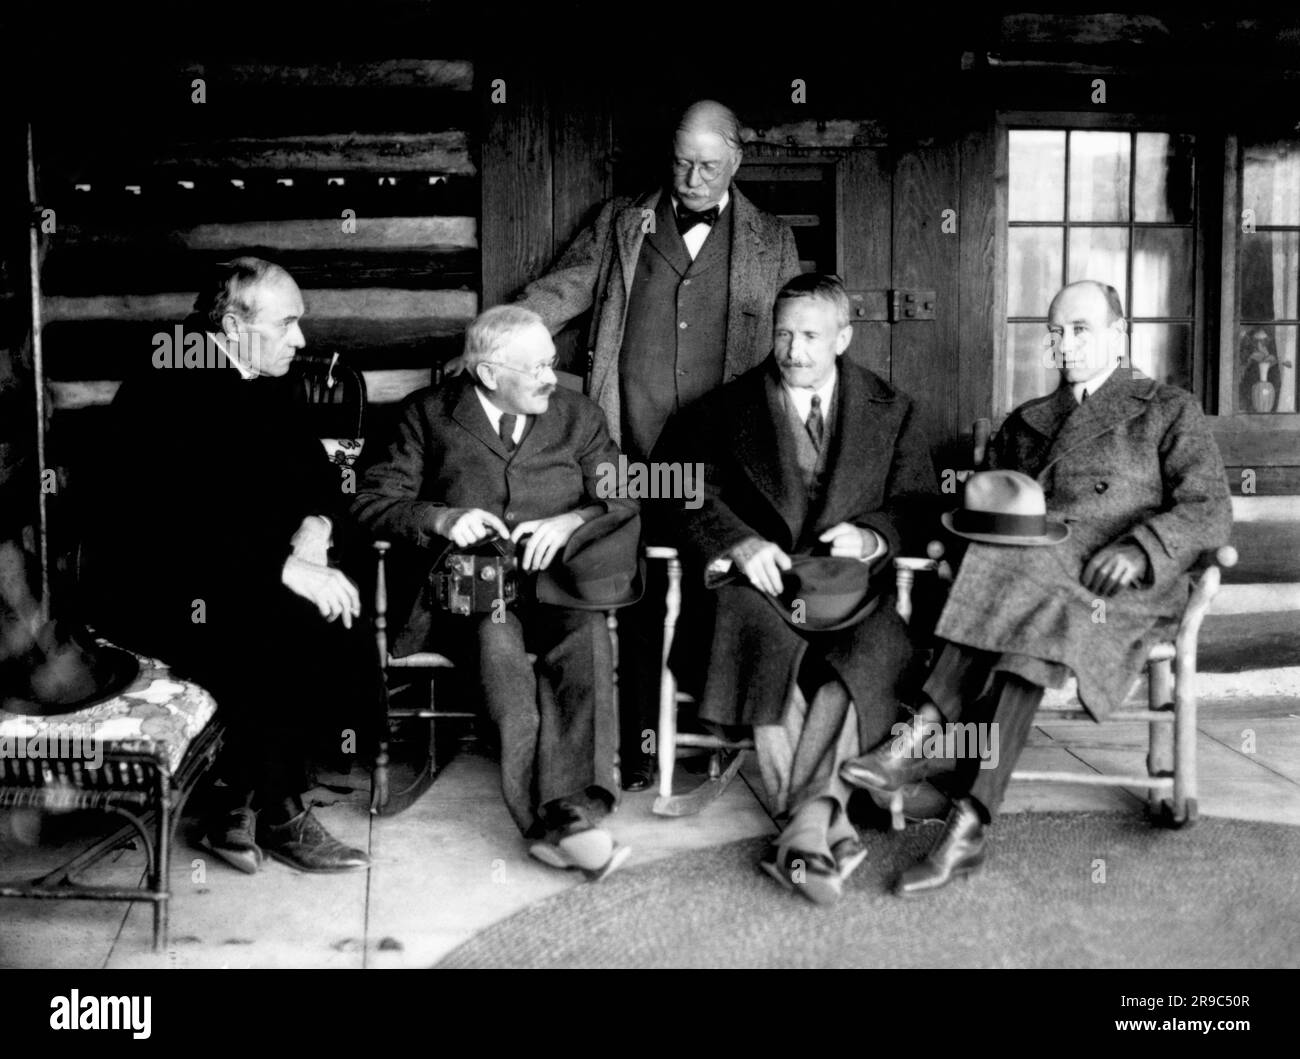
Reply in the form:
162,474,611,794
667,357,938,749
934,367,1233,718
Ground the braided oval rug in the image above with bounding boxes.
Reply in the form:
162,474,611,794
437,812,1300,969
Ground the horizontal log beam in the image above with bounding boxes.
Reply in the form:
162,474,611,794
51,218,477,269
42,131,475,179
50,367,435,410
42,247,479,296
180,60,473,91
43,321,467,372
44,288,477,324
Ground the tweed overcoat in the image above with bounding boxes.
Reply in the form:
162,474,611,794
934,367,1233,719
515,186,801,445
665,356,938,746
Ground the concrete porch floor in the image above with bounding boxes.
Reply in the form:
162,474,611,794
2,685,1298,969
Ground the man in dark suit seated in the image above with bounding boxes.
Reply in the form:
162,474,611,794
665,274,938,905
86,256,379,874
840,280,1233,896
352,306,641,881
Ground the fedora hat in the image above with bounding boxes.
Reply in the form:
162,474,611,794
941,469,1069,546
762,554,882,633
535,506,644,611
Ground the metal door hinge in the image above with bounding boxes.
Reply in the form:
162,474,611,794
846,289,937,323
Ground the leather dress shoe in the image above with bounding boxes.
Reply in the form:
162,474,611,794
840,716,957,793
199,807,264,875
259,809,370,872
895,797,986,897
759,844,842,906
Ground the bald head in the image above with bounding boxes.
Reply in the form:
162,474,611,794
676,99,742,151
1046,279,1126,386
1049,280,1125,325
671,99,744,211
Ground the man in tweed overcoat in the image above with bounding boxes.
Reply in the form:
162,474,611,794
841,280,1233,896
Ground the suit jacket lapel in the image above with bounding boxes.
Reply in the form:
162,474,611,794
1041,368,1156,475
642,192,692,276
812,362,886,531
450,381,511,460
614,189,660,299
732,365,806,545
725,187,763,380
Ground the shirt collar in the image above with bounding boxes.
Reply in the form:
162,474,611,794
474,385,525,439
781,369,837,421
206,331,260,381
1072,360,1119,404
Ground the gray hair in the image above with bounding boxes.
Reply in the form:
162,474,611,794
675,99,743,151
464,305,547,371
193,256,289,331
774,272,852,330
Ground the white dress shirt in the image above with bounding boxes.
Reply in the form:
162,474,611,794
781,372,837,425
1072,360,1119,405
673,190,730,259
475,386,527,445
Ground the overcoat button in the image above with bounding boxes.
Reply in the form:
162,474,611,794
1095,481,1109,493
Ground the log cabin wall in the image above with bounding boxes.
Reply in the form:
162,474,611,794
27,60,480,590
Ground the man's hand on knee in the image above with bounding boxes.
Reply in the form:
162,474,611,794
729,536,792,597
281,556,362,627
436,508,511,547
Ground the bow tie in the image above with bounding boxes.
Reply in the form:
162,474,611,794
676,205,719,235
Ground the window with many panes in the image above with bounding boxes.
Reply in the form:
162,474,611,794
1228,140,1300,415
1005,128,1198,412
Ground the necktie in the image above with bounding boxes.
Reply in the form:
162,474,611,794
805,394,824,450
1080,388,1089,403
676,205,719,235
499,413,518,452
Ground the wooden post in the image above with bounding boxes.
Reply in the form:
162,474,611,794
25,123,49,621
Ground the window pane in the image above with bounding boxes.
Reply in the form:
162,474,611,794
1240,231,1300,320
1009,130,1065,221
1135,133,1196,223
1130,323,1191,390
1243,142,1300,227
1133,228,1194,317
1069,131,1131,221
1009,227,1062,316
1007,322,1056,409
1238,324,1298,413
1068,226,1128,295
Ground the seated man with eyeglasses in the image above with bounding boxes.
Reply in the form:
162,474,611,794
352,305,641,880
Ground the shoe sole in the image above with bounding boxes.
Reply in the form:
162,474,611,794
529,839,631,882
263,848,370,873
834,846,868,882
198,835,263,875
557,828,615,872
895,856,986,898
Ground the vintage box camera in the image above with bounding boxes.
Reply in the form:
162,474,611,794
429,539,520,616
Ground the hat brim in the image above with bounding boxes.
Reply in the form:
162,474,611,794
0,642,140,718
941,511,1070,547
